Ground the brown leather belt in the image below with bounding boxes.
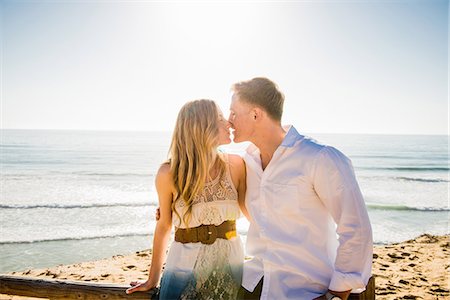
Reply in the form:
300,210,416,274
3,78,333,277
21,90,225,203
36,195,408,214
175,220,237,245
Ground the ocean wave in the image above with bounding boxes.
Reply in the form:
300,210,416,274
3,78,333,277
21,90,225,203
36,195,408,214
351,154,448,160
2,172,153,178
357,175,448,182
0,202,156,209
0,227,250,245
0,232,151,245
359,166,449,171
72,172,153,177
394,177,448,183
0,144,35,148
0,229,249,245
367,203,449,212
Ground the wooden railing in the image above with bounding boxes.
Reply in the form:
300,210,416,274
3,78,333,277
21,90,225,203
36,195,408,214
0,275,152,299
0,274,375,299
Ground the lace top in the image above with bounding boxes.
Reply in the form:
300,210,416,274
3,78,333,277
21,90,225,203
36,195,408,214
159,154,244,300
172,159,240,228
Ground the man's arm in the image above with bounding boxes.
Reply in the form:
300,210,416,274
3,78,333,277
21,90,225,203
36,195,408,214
313,146,373,298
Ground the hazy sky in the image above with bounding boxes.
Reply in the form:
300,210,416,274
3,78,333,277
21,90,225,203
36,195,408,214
1,0,448,135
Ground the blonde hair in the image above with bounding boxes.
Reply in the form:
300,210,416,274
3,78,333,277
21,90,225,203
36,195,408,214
168,99,226,227
231,77,285,121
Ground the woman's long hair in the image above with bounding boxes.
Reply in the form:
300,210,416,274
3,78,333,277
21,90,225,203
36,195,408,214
169,99,226,227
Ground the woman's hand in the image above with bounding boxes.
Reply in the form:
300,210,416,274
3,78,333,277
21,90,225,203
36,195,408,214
125,280,156,294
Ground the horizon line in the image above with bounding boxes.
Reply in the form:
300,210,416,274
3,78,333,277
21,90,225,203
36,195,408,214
1,127,449,137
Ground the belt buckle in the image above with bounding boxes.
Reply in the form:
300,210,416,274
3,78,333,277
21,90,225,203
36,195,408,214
200,224,217,245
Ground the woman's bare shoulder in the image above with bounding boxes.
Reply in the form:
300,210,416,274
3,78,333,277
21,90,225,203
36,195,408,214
226,154,245,171
158,161,171,173
156,162,173,184
227,153,244,164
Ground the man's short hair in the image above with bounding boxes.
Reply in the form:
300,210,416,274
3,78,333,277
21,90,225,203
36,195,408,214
231,77,285,121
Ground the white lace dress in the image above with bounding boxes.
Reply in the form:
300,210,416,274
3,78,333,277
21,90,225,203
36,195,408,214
159,160,244,300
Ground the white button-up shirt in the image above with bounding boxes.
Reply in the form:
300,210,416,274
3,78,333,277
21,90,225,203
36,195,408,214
242,126,373,300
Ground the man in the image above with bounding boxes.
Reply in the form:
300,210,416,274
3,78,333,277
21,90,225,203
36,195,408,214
229,77,373,300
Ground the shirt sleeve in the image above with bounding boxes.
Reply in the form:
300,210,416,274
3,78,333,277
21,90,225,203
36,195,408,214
313,146,373,292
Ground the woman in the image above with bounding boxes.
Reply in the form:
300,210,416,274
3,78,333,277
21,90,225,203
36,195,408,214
126,99,247,299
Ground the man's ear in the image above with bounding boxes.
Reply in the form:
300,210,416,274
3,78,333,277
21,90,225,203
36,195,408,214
252,107,263,121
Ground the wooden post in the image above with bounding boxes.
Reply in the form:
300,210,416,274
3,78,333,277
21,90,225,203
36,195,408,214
0,275,152,299
349,276,375,300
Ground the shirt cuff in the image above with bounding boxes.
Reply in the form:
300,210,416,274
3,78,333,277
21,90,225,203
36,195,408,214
329,271,366,292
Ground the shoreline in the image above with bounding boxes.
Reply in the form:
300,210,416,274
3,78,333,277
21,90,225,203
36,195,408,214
2,234,449,299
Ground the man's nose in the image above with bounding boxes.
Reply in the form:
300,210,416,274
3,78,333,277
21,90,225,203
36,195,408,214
226,121,232,129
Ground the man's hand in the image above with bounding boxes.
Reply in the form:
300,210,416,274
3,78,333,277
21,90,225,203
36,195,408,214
155,207,161,221
313,290,351,300
329,289,351,300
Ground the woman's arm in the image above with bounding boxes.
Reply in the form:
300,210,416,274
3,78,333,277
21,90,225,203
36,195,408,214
228,154,249,220
126,163,174,294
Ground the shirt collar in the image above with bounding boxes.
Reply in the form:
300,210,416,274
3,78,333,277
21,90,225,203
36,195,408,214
281,125,303,148
245,143,259,156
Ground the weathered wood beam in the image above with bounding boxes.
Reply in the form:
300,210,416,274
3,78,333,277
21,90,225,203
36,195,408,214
0,274,374,299
0,275,152,299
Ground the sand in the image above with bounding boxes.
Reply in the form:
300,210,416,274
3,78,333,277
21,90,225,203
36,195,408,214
1,234,449,299
372,234,449,299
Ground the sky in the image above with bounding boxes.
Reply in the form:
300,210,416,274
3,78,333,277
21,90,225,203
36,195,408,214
1,0,448,135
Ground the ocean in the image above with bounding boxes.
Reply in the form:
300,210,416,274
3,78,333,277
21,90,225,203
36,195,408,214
0,129,448,273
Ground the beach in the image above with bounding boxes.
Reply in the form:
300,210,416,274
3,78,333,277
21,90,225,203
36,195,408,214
1,233,448,299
